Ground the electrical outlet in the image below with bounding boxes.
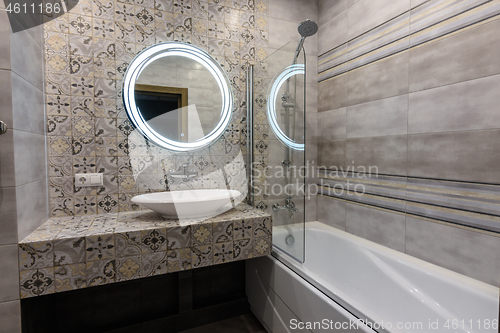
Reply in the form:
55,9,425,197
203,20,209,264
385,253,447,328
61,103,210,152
75,173,103,187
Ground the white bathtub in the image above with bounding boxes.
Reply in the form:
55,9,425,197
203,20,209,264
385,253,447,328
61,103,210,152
246,222,499,333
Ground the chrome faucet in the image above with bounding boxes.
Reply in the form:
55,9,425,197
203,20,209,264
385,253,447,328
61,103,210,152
272,197,298,215
168,163,198,182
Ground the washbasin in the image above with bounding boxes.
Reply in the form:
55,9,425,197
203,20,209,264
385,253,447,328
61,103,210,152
131,189,241,219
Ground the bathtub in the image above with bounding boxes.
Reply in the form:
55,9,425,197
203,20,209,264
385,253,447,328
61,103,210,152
246,222,499,333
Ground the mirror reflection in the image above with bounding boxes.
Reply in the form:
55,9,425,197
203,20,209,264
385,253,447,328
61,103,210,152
135,55,223,143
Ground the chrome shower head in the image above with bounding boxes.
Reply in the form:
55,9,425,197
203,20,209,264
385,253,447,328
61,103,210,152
298,19,318,38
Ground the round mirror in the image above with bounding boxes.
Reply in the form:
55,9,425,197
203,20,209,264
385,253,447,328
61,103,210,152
267,64,305,151
122,42,233,152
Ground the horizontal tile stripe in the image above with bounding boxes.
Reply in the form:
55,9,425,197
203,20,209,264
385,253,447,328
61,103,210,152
318,0,500,83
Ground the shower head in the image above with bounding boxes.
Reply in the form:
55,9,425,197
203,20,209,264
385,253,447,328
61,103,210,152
298,19,318,38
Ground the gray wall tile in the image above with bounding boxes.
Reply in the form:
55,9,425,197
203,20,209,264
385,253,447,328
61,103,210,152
346,202,406,252
319,11,348,55
0,10,10,70
269,18,318,56
0,129,15,188
9,14,43,91
306,112,317,142
0,69,12,126
11,72,45,135
305,194,317,222
409,18,500,93
347,95,408,138
269,0,319,25
17,178,49,241
13,131,46,186
0,187,17,246
409,74,500,134
306,83,318,113
318,108,346,141
407,130,500,183
406,216,500,286
0,300,21,333
347,0,410,40
319,0,347,26
318,72,348,111
318,139,346,170
347,50,409,106
346,135,407,176
317,195,346,230
411,0,429,8
0,245,20,302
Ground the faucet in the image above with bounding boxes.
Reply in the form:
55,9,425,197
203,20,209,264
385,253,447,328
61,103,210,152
168,163,198,182
272,197,298,215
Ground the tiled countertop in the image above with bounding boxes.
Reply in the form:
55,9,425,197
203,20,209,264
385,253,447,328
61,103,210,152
18,204,271,298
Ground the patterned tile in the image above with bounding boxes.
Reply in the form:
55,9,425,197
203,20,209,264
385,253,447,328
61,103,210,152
167,226,191,249
86,234,115,261
54,263,87,292
167,248,192,272
141,228,168,253
19,242,54,271
54,237,86,266
115,231,141,256
86,259,116,286
191,245,212,268
213,220,233,243
233,218,252,240
141,251,167,276
116,255,141,281
233,238,252,261
213,241,233,264
253,216,271,238
20,268,55,298
191,223,212,245
253,236,271,257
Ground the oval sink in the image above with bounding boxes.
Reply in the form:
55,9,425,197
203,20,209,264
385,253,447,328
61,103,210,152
131,189,242,219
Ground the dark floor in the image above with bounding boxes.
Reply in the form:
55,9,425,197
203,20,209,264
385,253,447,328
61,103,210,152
178,313,267,333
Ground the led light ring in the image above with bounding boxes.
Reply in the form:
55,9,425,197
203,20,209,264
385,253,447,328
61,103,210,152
267,64,305,151
123,42,233,152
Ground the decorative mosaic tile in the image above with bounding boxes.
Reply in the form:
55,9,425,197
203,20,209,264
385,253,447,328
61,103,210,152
86,259,116,286
54,237,86,265
191,223,212,246
19,242,54,271
253,236,271,257
191,245,212,268
233,238,252,261
54,263,86,292
20,268,55,298
213,221,233,243
116,255,141,281
233,218,252,240
167,226,191,249
115,231,141,256
213,241,233,264
74,195,98,215
167,248,191,272
253,216,271,238
141,228,167,253
86,234,115,261
141,251,168,277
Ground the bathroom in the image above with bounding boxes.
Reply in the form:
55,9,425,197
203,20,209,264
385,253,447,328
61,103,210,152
0,0,499,331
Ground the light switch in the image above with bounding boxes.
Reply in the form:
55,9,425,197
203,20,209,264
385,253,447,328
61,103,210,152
75,173,103,187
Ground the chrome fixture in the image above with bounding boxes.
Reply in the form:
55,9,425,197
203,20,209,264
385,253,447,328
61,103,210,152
272,197,299,215
168,163,198,182
0,121,7,135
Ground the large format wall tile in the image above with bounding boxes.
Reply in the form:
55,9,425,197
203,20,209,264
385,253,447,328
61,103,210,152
0,129,15,188
346,135,407,176
317,195,346,230
318,108,346,141
346,51,409,106
318,72,347,111
0,245,20,302
0,187,17,246
268,18,318,56
347,0,410,40
269,0,318,25
0,10,10,70
0,300,21,333
11,72,45,135
319,0,347,26
409,18,500,93
347,95,408,138
406,215,500,286
0,69,12,129
345,202,406,252
318,139,346,170
407,130,500,183
13,131,46,186
17,179,49,241
409,74,500,134
318,11,348,55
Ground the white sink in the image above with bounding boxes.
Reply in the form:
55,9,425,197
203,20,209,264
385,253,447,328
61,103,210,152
131,189,242,219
